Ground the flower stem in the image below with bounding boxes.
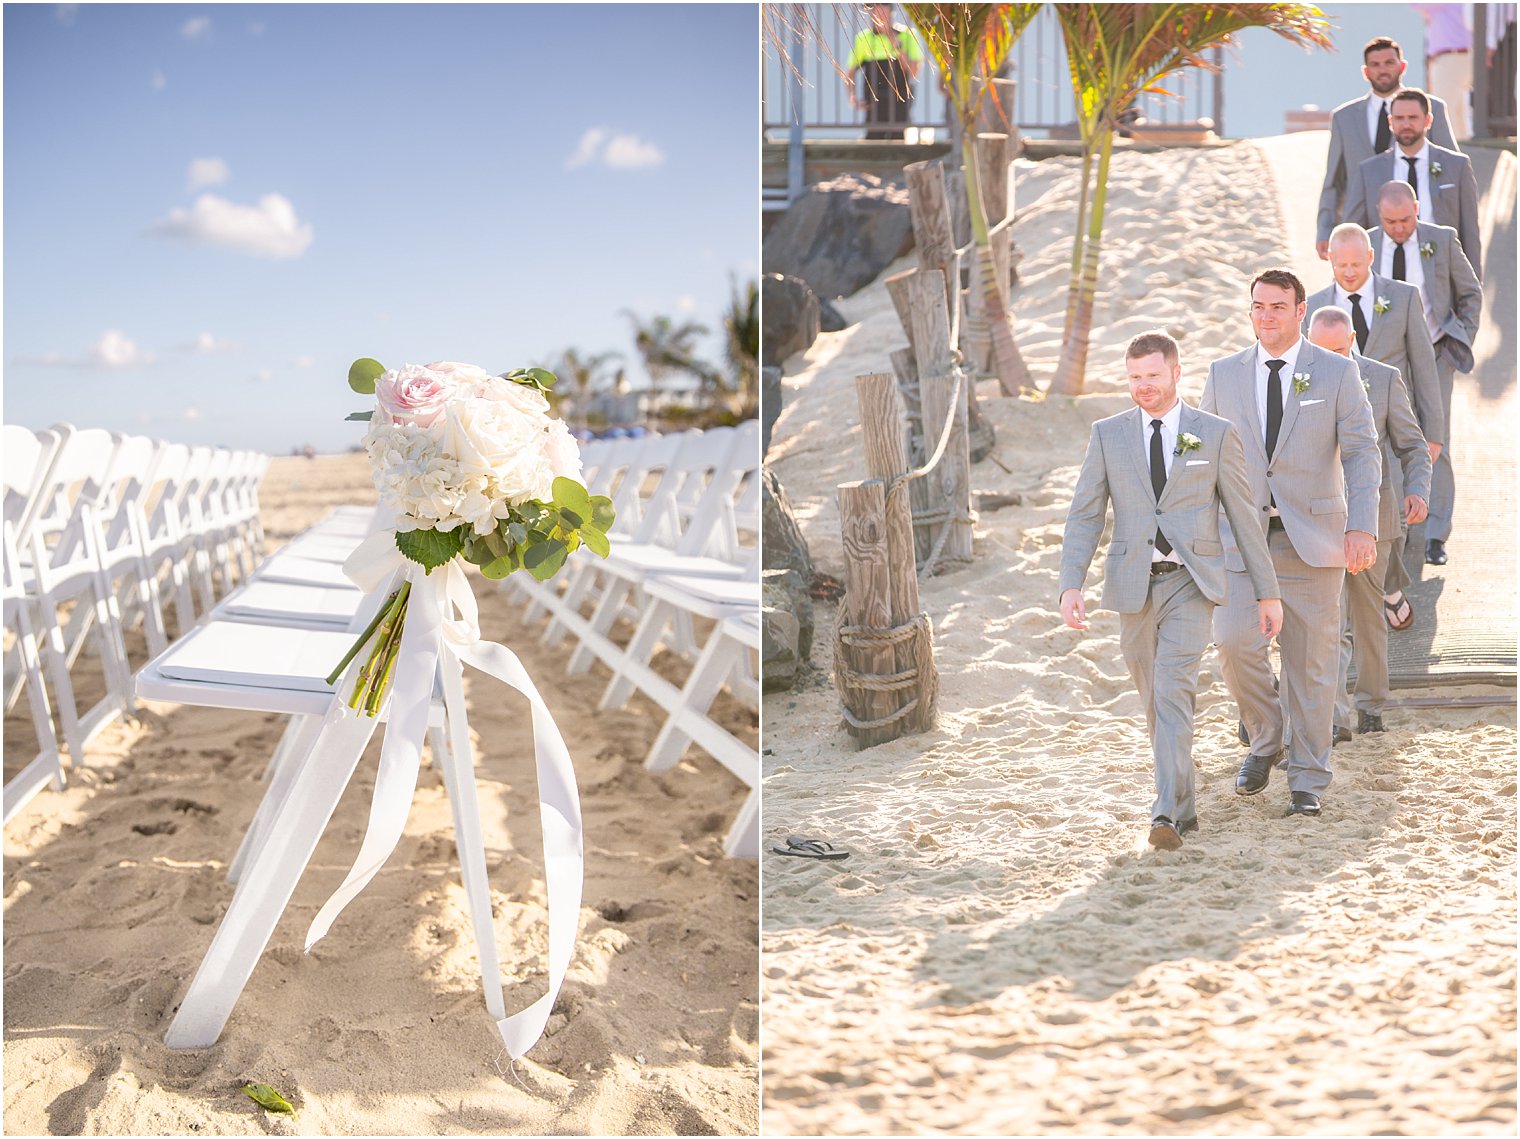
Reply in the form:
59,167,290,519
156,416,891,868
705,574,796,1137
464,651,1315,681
354,582,410,715
325,588,399,687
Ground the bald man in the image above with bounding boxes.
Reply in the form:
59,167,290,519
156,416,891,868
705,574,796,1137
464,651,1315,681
1368,181,1482,569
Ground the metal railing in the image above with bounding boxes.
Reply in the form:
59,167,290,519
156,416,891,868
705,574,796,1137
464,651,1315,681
762,3,1224,141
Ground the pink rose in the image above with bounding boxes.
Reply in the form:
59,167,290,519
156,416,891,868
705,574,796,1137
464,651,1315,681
375,363,456,428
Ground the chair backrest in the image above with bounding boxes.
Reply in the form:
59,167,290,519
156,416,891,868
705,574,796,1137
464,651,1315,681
607,430,689,539
673,420,760,561
3,426,60,536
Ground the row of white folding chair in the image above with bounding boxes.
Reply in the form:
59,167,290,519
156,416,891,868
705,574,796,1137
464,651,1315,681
3,423,269,821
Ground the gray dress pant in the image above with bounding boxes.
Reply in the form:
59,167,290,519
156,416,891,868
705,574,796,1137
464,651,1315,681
1335,538,1394,727
1426,355,1458,542
1215,525,1341,796
1119,565,1213,825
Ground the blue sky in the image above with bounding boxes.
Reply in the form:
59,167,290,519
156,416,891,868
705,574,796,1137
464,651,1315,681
4,3,758,453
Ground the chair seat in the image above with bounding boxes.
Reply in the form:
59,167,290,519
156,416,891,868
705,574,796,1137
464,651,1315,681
253,552,359,590
643,573,760,617
155,620,355,693
217,580,364,627
603,542,750,582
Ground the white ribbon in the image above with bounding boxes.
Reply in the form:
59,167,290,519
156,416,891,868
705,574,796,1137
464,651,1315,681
307,533,585,1059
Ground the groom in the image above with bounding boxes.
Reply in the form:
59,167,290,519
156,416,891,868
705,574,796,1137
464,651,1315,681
1060,331,1281,850
1201,269,1381,818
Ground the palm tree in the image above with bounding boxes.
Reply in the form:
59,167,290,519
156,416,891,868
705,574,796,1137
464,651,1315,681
902,3,1043,396
623,310,722,412
1049,3,1332,395
553,347,621,432
723,276,760,418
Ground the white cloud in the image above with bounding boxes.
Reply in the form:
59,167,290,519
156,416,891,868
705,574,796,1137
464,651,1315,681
151,70,167,92
291,355,315,369
183,331,239,354
91,330,154,369
187,157,230,192
674,294,698,313
150,192,314,259
565,127,664,171
252,369,274,384
181,16,211,40
182,406,203,422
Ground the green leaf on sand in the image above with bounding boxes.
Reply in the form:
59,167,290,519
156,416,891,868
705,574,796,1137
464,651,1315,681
242,1082,295,1115
348,357,385,395
395,527,465,572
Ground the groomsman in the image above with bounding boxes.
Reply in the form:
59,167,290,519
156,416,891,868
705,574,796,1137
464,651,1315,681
1368,181,1483,568
1202,269,1380,817
1317,36,1458,260
1305,307,1430,739
1060,332,1281,849
1349,88,1482,275
1306,223,1440,631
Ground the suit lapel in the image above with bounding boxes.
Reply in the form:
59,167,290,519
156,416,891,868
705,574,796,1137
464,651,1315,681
1235,347,1266,459
1125,407,1158,506
1158,404,1197,508
1273,343,1307,457
1363,272,1392,355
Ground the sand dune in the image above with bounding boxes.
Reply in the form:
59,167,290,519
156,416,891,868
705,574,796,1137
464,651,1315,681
5,453,757,1136
762,141,1516,1135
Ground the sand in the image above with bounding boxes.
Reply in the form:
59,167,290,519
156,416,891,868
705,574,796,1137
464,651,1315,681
4,452,758,1136
761,139,1516,1134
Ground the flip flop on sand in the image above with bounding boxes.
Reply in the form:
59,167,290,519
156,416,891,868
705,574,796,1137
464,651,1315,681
1384,592,1415,631
772,837,850,860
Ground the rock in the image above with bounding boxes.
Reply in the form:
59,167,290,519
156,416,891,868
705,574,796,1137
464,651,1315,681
760,367,783,455
762,173,915,300
763,568,815,660
761,607,800,693
761,468,814,581
761,273,821,367
818,295,849,333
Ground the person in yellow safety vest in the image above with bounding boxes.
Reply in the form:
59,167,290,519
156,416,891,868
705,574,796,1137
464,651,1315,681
845,4,924,140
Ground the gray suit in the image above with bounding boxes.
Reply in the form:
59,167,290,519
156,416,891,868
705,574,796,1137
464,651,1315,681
1305,275,1443,446
1335,352,1431,728
1369,221,1483,542
1060,403,1278,824
1317,92,1457,245
1200,340,1381,796
1349,142,1482,274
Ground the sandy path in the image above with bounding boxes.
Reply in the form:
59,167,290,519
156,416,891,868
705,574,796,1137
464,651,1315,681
5,454,758,1136
761,141,1516,1135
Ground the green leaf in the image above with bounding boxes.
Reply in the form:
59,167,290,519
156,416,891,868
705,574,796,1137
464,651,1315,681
345,410,374,422
480,550,520,579
395,527,465,572
590,497,616,532
242,1083,295,1115
559,507,583,529
348,357,385,395
506,521,528,546
581,527,610,558
527,367,557,389
552,476,592,516
523,538,568,581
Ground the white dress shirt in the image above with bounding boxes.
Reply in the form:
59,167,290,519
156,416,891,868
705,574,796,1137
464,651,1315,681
1394,141,1435,223
1332,281,1375,341
1365,92,1391,146
1143,398,1184,563
1379,234,1440,341
1255,338,1303,517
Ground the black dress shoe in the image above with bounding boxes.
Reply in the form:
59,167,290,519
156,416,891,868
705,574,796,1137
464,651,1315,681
1236,719,1250,747
1287,791,1322,816
1358,711,1385,734
1148,817,1183,850
1236,753,1277,796
1333,724,1353,746
1426,539,1448,565
1177,815,1199,836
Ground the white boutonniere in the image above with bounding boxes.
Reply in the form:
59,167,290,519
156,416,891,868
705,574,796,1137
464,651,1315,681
1419,241,1436,258
1362,379,1371,393
1430,160,1443,177
1373,296,1391,315
1292,373,1311,395
1173,432,1202,457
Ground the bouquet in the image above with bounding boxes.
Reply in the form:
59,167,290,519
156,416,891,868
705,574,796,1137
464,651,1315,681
326,357,614,712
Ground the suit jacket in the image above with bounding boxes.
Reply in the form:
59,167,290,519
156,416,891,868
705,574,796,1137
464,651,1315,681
1351,350,1431,541
1349,142,1482,274
1058,403,1278,614
1303,274,1444,446
1199,339,1381,571
1368,221,1483,372
1317,92,1457,243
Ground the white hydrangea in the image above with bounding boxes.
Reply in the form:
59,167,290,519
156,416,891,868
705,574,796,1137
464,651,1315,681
362,362,580,536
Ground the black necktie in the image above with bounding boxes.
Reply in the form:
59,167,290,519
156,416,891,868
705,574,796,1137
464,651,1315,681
1150,418,1173,556
1405,155,1419,200
1265,359,1285,458
1393,242,1407,281
1348,293,1369,352
1374,100,1391,153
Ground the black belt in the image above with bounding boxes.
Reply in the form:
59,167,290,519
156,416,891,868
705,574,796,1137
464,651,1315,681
1268,516,1286,533
1150,560,1182,576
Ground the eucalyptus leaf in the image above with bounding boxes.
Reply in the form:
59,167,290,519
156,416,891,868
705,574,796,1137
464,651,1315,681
590,497,616,532
348,357,385,395
523,537,568,581
395,527,465,572
481,552,519,579
581,527,610,558
559,507,583,529
507,521,528,546
242,1082,295,1115
552,476,592,517
526,367,557,389
344,410,374,422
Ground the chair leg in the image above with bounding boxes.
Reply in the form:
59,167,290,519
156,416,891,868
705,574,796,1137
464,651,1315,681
722,789,759,859
227,714,323,885
645,631,742,771
568,579,631,675
600,598,674,712
165,710,381,1049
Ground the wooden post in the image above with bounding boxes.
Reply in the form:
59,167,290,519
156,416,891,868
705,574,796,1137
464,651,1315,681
854,373,928,731
903,160,957,321
884,269,918,356
907,272,973,568
976,133,1010,227
836,480,898,748
889,347,934,563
